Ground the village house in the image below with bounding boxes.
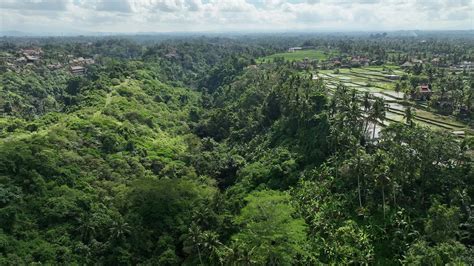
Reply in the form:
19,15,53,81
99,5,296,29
25,55,39,63
350,56,370,67
15,57,27,64
385,74,400,80
69,57,95,65
449,61,473,72
361,57,370,63
411,59,423,64
350,58,361,67
412,84,432,101
21,48,43,57
69,57,84,64
400,61,414,68
288,47,302,52
18,48,42,64
371,60,383,66
70,65,86,75
47,63,62,70
164,47,180,59
294,58,314,69
459,61,473,70
431,58,440,65
165,52,179,59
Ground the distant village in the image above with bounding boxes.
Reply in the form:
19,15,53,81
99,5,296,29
1,47,96,75
285,46,473,103
287,46,473,73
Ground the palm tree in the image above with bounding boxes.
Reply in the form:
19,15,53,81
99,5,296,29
183,223,204,265
465,87,473,114
369,98,386,139
200,231,224,265
348,89,362,135
235,244,257,266
363,92,371,112
395,82,401,96
77,215,97,243
379,174,390,219
354,148,366,209
401,81,410,101
375,161,390,220
403,105,415,127
363,92,372,134
109,218,131,243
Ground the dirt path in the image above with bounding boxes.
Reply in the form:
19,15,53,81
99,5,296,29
93,85,116,118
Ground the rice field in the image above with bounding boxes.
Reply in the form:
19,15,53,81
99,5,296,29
315,67,472,137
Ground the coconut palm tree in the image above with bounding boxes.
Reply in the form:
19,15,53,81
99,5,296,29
363,92,371,112
76,215,97,243
395,82,401,96
369,98,386,139
183,223,205,265
363,92,372,134
109,218,131,243
404,105,415,127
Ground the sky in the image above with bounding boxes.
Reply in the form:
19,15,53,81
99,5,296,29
0,0,473,34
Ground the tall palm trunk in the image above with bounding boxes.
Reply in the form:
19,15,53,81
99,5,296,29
358,175,362,208
197,246,203,265
372,121,377,139
393,184,397,207
382,185,386,219
364,117,370,135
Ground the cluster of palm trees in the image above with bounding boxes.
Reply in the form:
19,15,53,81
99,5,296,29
393,68,472,119
331,85,419,143
362,92,387,139
364,91,418,139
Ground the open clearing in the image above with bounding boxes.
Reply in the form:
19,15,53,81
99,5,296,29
257,49,339,63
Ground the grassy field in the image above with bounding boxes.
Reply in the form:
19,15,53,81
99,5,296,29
257,49,339,63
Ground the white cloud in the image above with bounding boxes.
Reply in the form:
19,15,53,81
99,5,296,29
0,0,472,33
96,0,132,12
0,0,71,11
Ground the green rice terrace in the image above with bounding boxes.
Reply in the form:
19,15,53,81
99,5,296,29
258,49,472,138
316,67,472,138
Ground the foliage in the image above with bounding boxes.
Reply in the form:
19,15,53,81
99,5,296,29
0,34,472,264
230,190,308,265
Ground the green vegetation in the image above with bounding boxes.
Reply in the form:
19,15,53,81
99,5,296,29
257,49,338,63
0,34,473,264
318,65,473,135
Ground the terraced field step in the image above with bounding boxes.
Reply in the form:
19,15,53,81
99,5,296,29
387,108,456,130
318,70,471,137
320,73,397,93
324,82,467,136
343,71,394,83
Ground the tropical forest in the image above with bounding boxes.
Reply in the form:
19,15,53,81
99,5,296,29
0,31,473,265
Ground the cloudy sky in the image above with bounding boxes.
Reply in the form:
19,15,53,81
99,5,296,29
0,0,472,34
